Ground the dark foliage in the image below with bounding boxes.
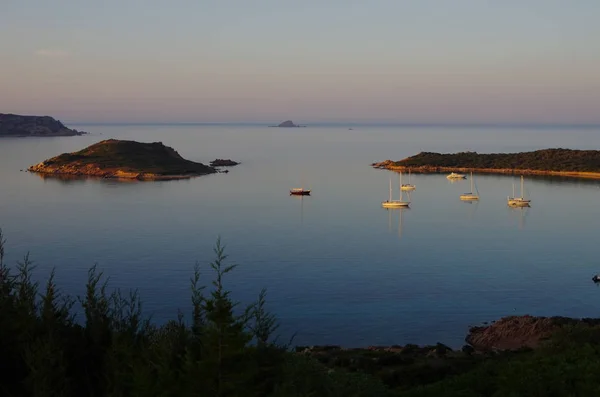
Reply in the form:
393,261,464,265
39,139,215,175
0,229,388,397
395,149,600,172
4,227,600,396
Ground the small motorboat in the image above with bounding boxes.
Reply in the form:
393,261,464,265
593,275,600,283
447,172,466,179
290,188,311,196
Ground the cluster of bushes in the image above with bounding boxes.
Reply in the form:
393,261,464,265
0,229,392,397
396,149,600,172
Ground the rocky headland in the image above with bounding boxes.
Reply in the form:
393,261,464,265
27,139,217,180
0,113,85,137
372,149,600,179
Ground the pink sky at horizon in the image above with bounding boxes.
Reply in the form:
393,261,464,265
1,1,599,124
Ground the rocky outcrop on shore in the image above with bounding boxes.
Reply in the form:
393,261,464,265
466,315,600,351
28,139,216,180
210,159,239,167
0,113,85,137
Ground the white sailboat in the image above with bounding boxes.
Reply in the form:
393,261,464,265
382,175,410,208
508,175,531,207
401,169,416,191
460,171,480,201
447,172,466,179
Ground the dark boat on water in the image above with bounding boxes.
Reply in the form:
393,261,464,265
290,188,311,196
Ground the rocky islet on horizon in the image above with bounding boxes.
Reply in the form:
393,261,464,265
268,120,306,127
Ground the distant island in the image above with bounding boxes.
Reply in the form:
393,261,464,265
210,158,239,167
28,139,218,180
0,113,85,137
268,120,306,128
372,148,600,179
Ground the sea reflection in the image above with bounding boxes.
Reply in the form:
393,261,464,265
385,207,409,239
508,206,530,229
31,172,139,185
290,194,308,224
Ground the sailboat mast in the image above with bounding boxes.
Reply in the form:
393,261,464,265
389,178,392,201
398,173,402,200
512,182,515,198
521,176,524,198
470,172,474,193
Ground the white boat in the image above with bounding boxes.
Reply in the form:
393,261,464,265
447,172,466,179
401,169,416,191
460,171,480,201
508,175,531,207
382,175,410,208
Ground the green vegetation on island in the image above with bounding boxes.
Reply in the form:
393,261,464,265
3,227,600,396
373,148,600,177
27,139,217,180
0,113,85,137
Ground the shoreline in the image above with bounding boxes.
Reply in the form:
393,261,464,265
372,162,600,180
301,314,600,353
27,168,214,181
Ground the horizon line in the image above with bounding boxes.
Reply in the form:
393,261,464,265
68,121,600,129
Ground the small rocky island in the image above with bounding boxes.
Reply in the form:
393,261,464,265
372,148,600,179
0,113,85,137
28,139,217,180
268,120,306,128
210,158,239,167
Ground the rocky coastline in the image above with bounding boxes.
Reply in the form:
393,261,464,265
371,162,600,179
298,314,600,369
372,148,600,179
0,113,85,137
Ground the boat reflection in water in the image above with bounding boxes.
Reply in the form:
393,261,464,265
508,206,530,229
385,206,410,239
290,194,308,224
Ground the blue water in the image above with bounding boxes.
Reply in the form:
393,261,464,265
1,124,600,347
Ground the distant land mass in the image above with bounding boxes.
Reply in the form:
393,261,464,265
0,113,85,137
28,139,218,180
209,158,239,167
268,120,306,128
372,148,600,179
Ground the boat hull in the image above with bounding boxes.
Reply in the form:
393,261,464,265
382,201,410,208
508,199,530,207
460,194,479,201
290,190,311,196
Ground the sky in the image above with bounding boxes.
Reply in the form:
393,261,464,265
1,0,599,124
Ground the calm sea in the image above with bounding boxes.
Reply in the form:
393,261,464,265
1,124,600,347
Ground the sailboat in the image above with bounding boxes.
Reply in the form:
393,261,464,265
382,175,410,208
507,175,531,207
460,171,480,201
401,169,416,191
